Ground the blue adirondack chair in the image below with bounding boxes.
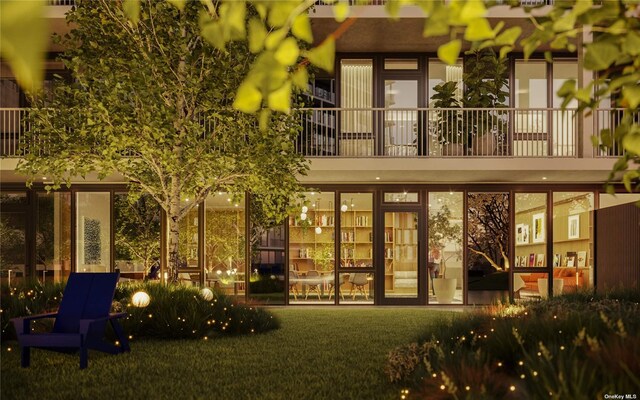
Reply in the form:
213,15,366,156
11,272,130,369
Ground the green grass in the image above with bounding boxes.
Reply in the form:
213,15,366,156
1,308,453,400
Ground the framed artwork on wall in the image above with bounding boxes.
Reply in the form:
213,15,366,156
568,214,580,239
516,224,529,245
532,213,545,243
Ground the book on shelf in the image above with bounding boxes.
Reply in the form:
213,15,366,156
566,251,577,267
528,253,535,267
577,251,587,267
553,254,561,267
535,254,545,267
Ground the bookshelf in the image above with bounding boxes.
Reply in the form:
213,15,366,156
289,209,336,273
340,208,373,268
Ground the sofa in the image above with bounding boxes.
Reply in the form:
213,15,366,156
394,271,417,289
521,268,587,293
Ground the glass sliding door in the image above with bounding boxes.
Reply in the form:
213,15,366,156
383,211,419,301
340,59,373,156
384,80,418,156
514,60,548,156
37,192,71,283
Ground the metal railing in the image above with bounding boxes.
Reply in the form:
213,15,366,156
315,0,554,5
0,108,29,157
298,107,578,157
593,108,637,157
1,107,581,159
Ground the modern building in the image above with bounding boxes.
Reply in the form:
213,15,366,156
1,1,639,305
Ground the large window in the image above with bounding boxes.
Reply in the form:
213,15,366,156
205,193,246,299
339,193,374,304
37,192,71,283
514,193,548,299
76,192,111,273
428,192,463,304
514,60,548,156
114,194,160,281
467,192,510,304
552,192,594,293
177,199,200,285
289,192,335,304
0,193,27,284
552,61,578,156
340,59,373,156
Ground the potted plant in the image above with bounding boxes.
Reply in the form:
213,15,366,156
428,205,462,303
431,81,464,156
462,49,509,156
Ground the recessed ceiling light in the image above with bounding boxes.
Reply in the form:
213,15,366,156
542,177,548,180
375,177,380,180
42,177,47,180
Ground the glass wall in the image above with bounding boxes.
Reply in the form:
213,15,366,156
36,192,71,283
177,199,200,285
467,192,510,304
514,272,552,300
249,195,286,304
428,59,464,156
514,193,548,299
340,59,373,156
0,193,27,284
552,192,594,293
289,192,335,304
514,60,548,156
76,192,111,273
552,61,579,156
205,193,246,299
384,211,418,299
339,193,374,304
428,192,463,304
114,194,160,281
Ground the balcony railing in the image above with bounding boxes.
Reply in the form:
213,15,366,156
2,107,625,159
592,108,635,157
298,107,580,158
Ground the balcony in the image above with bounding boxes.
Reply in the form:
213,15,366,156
0,107,627,159
298,107,592,158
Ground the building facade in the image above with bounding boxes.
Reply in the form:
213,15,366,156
1,1,639,305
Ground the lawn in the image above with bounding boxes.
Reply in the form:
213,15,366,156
1,308,453,400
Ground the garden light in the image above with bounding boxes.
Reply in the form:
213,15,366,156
132,291,150,307
200,288,214,301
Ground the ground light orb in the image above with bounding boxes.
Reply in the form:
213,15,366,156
200,288,214,301
132,291,151,307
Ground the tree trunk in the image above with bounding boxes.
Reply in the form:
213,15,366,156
167,191,181,283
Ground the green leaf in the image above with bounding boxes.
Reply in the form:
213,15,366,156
438,39,461,65
265,28,288,50
584,41,619,71
305,36,336,72
248,18,267,53
292,14,313,43
495,26,521,46
622,86,640,109
552,11,576,32
234,81,263,113
423,6,449,37
464,18,495,42
291,68,309,91
572,0,592,17
220,2,247,40
274,38,300,67
459,0,487,24
200,13,226,50
557,79,576,97
333,1,350,23
499,46,513,60
123,0,140,25
0,0,47,92
622,170,640,192
622,30,640,56
268,82,292,113
166,0,186,11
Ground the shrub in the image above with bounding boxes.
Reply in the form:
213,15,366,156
387,291,640,399
1,280,279,342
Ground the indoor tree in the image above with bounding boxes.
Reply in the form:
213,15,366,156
17,0,308,281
